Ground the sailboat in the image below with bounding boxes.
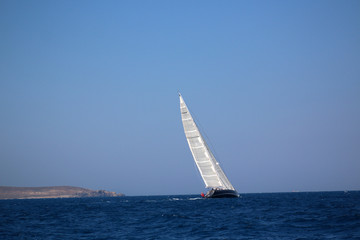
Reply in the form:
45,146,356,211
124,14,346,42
179,93,239,198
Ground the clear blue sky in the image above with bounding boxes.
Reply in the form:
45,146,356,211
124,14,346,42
1,0,359,195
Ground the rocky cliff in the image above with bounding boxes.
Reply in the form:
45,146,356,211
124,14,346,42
0,186,124,199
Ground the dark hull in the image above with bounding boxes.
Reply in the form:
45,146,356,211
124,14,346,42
205,189,240,198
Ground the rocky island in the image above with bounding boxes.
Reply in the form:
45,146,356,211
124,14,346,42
0,186,124,199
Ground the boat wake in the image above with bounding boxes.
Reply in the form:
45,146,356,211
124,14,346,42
189,197,202,200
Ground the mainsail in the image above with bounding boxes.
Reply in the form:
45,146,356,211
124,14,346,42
179,94,235,190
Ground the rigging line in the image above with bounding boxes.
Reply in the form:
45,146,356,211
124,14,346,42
185,100,221,163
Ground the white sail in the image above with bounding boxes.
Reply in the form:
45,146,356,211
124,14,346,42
179,94,235,190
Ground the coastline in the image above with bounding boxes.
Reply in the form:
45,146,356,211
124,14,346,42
0,186,124,200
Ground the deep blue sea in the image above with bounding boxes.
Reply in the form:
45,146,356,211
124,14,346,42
1,191,359,239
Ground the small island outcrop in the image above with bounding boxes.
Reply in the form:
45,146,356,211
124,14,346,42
0,186,124,199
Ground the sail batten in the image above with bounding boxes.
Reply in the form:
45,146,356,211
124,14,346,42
179,94,235,190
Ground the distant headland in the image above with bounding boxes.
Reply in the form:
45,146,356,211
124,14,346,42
0,186,124,200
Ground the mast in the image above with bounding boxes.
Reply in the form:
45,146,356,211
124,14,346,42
179,93,234,190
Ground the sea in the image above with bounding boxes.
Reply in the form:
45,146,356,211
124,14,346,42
0,191,359,239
